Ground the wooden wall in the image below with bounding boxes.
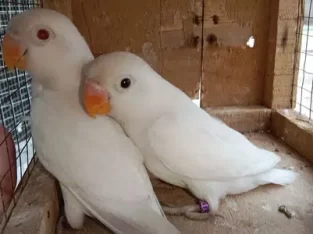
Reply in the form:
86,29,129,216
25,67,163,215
201,0,271,107
43,0,302,108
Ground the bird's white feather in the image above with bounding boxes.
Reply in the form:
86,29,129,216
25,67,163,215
31,86,177,234
148,110,281,181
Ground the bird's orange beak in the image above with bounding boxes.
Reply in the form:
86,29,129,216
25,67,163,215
83,79,111,118
2,33,27,71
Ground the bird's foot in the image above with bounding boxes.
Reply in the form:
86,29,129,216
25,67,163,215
162,201,224,221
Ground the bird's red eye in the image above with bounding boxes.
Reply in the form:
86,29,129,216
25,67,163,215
37,29,49,40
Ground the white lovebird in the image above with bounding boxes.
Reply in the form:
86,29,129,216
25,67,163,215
82,51,298,213
2,9,180,234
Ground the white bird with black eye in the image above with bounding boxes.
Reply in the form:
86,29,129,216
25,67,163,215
82,51,298,215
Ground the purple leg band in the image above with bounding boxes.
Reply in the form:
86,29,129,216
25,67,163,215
199,200,210,213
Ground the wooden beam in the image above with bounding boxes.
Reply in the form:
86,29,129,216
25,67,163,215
206,106,271,133
271,109,313,163
264,0,303,108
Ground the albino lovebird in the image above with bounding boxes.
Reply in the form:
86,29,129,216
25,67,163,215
2,9,180,234
81,51,298,213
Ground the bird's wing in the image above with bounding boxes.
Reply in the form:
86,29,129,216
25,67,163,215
31,103,175,233
67,185,180,234
148,112,280,181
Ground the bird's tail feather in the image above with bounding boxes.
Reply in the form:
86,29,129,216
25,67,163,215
257,168,297,186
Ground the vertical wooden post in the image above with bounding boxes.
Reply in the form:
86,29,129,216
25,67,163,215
264,0,303,108
201,0,272,108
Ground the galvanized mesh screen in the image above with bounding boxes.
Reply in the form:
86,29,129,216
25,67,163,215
294,0,313,121
0,0,42,232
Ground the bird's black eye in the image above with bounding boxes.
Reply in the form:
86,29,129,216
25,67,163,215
120,78,131,89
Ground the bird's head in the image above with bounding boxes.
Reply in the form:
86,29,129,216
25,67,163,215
82,51,164,121
2,8,93,90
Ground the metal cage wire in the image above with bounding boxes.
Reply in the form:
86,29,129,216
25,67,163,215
294,0,313,121
0,0,42,232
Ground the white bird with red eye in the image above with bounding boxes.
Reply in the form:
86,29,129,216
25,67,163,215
81,51,298,214
2,9,180,234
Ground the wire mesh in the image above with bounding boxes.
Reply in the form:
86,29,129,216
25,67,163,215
0,0,42,232
294,0,313,121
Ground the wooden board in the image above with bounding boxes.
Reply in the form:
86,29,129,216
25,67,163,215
201,0,271,107
271,109,313,163
159,0,202,98
69,0,202,98
206,105,271,133
3,163,60,234
264,0,303,108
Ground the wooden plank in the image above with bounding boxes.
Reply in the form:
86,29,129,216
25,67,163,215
160,0,202,98
71,0,202,98
264,0,279,109
264,0,303,108
3,163,60,234
159,0,202,98
201,0,271,107
271,109,313,163
206,106,271,133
